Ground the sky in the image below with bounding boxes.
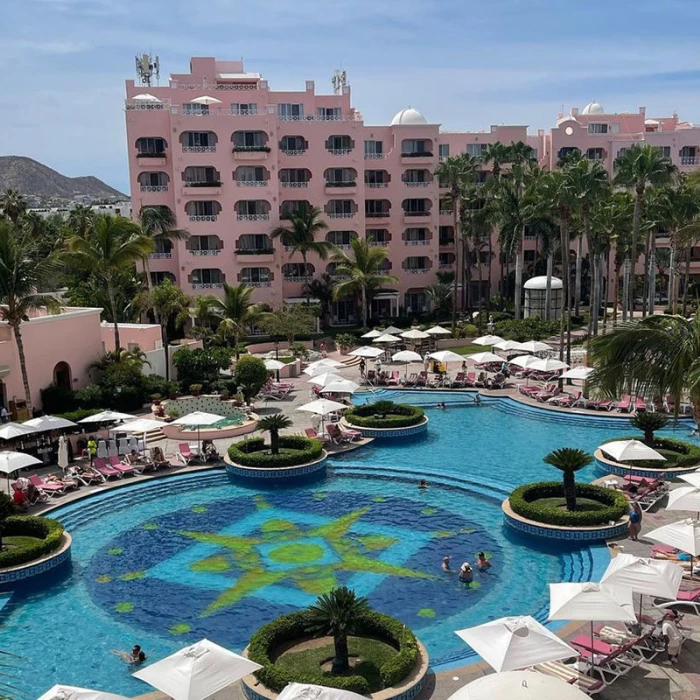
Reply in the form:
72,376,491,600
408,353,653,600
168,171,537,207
4,0,700,193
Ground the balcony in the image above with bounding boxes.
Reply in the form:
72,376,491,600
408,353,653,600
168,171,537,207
681,156,700,166
401,152,433,164
192,282,223,290
232,146,271,160
364,153,385,160
149,252,172,259
325,181,357,195
237,213,270,221
235,248,275,261
190,249,220,256
403,211,432,222
404,239,430,246
366,211,391,219
280,149,306,156
405,181,431,187
404,267,430,274
243,280,272,288
283,275,306,283
328,212,355,219
439,238,455,247
183,145,216,153
182,182,222,196
189,215,218,222
281,181,310,188
136,153,166,165
236,180,268,187
328,148,352,156
439,209,453,216
140,185,168,193
365,182,389,189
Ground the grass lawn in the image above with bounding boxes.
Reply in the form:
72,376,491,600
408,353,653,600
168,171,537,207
4,536,43,549
276,637,398,692
530,497,610,512
451,345,489,356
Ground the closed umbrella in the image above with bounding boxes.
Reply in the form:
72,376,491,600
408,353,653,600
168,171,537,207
401,328,430,340
425,325,451,336
517,340,551,353
78,410,133,424
37,685,129,700
473,335,504,347
361,329,383,339
0,422,37,441
600,439,666,462
307,372,344,387
529,358,569,372
0,450,43,490
132,638,261,700
348,346,384,359
454,615,577,672
468,352,503,365
320,379,360,395
24,415,77,432
392,350,423,380
445,671,589,700
57,435,69,470
171,411,224,454
297,398,347,435
277,683,367,700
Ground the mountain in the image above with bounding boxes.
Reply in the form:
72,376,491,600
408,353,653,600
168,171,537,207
0,156,127,201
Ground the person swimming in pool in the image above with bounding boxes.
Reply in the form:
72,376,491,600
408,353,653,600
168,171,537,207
442,556,451,571
459,562,473,584
111,645,146,665
476,552,491,571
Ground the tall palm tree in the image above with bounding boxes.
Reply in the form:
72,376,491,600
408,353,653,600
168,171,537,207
63,214,153,350
66,204,95,238
304,273,335,329
0,220,60,412
139,205,189,289
0,189,27,224
270,206,331,302
481,141,512,180
210,283,262,358
543,447,593,511
257,414,293,454
305,586,371,673
330,238,398,328
614,144,676,318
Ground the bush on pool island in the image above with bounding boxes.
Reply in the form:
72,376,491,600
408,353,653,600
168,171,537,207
344,400,424,430
0,515,65,569
509,482,628,527
228,435,323,468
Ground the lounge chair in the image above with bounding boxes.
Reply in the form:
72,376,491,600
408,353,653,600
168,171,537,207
29,474,65,498
615,394,633,413
93,457,123,480
536,386,560,402
488,374,506,389
473,372,487,388
387,371,400,386
533,661,606,695
593,624,660,662
518,384,542,396
330,422,362,441
653,587,700,614
451,372,466,388
570,637,641,684
550,391,581,407
416,371,428,387
107,455,138,476
634,397,647,413
326,423,351,445
12,480,49,504
305,427,330,445
463,372,477,387
177,443,199,466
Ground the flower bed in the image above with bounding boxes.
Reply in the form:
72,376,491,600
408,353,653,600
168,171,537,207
247,610,419,695
228,436,323,469
509,482,628,527
600,435,700,469
345,401,424,430
0,516,64,569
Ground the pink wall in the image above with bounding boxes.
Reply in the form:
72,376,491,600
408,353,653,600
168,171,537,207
101,322,162,353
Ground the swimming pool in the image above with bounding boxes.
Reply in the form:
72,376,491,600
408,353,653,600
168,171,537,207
4,394,695,696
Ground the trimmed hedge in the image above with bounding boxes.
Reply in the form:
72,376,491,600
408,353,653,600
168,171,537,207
345,401,424,429
601,435,700,469
248,610,419,694
228,435,323,468
0,515,65,568
509,482,628,527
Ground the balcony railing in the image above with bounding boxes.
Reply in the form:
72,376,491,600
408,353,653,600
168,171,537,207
237,213,270,221
328,212,355,219
364,153,385,160
183,146,216,153
404,239,430,246
236,180,268,187
328,148,352,155
243,280,272,287
365,182,389,188
439,209,453,216
439,239,455,246
192,282,223,289
401,152,433,158
283,275,306,283
404,210,431,217
137,152,166,158
140,185,168,192
329,243,352,250
404,267,430,274
281,149,306,156
439,262,454,269
184,181,222,188
149,252,172,259
189,215,218,222
329,273,351,281
404,181,431,187
681,156,700,166
236,248,274,255
232,145,271,153
366,211,390,218
325,181,356,188
191,249,220,256
281,181,310,188
367,240,388,247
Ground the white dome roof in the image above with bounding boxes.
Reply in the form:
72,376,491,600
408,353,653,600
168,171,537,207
581,101,605,115
391,107,427,126
524,275,563,290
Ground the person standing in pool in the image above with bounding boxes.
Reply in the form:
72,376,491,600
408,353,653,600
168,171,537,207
442,556,451,571
459,562,473,584
476,552,491,571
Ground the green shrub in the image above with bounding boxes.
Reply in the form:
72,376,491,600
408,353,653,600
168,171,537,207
228,435,323,468
247,610,418,694
509,482,628,527
0,516,64,568
494,318,559,341
234,355,269,404
601,435,700,469
56,407,102,422
40,383,77,414
74,383,104,408
345,401,424,429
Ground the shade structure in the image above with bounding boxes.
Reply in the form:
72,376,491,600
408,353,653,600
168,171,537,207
528,358,569,372
304,358,345,373
392,350,423,363
132,93,161,103
132,638,261,700
428,350,464,364
373,333,401,344
493,340,524,352
472,335,504,346
509,355,540,369
559,367,595,380
401,328,430,340
115,418,168,433
347,346,384,359
171,412,224,454
190,95,222,105
276,682,367,700
425,325,451,336
548,582,635,623
0,450,43,489
680,470,700,488
361,329,383,339
78,410,133,424
468,352,503,365
304,362,346,378
320,379,360,395
445,671,589,700
600,553,683,600
297,399,347,416
382,325,404,335
600,439,666,462
667,486,700,514
454,616,577,672
264,359,287,371
24,415,77,431
647,518,700,556
517,340,551,353
0,422,37,441
36,685,129,700
307,372,344,387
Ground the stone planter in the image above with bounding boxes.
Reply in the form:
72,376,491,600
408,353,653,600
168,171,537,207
341,416,429,439
594,448,700,480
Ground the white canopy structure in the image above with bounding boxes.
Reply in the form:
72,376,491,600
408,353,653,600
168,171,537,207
36,685,129,700
468,352,503,365
401,328,430,340
276,683,367,700
454,616,577,672
445,671,589,700
472,335,504,346
373,334,401,344
528,358,569,372
600,440,666,462
517,340,551,353
78,410,133,424
132,94,160,103
132,638,261,700
509,355,540,369
425,325,451,336
0,422,37,441
647,518,700,556
24,415,77,431
493,340,524,352
361,329,383,339
428,350,464,364
320,379,360,395
348,346,384,359
382,325,405,335
549,582,635,623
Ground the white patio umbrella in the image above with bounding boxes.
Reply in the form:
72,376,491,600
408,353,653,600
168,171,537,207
0,450,43,489
190,95,222,105
24,415,78,431
472,334,504,347
348,346,384,359
37,685,129,700
445,671,589,700
647,518,700,556
264,359,287,371
305,358,345,373
277,683,367,700
425,325,451,335
132,638,261,700
493,340,525,352
401,328,430,340
428,350,464,364
680,470,700,488
373,333,401,344
307,372,344,387
600,439,666,462
171,411,224,454
78,410,133,424
0,422,37,441
559,366,595,381
392,350,423,379
297,398,347,435
468,352,503,365
667,486,700,516
361,329,383,339
383,325,405,335
509,355,540,369
132,93,161,103
115,418,168,433
454,616,577,672
320,379,360,395
529,358,569,372
517,340,551,353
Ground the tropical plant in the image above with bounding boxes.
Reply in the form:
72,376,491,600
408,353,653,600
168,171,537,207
66,204,95,237
172,346,233,390
631,411,669,446
257,414,294,455
233,355,269,404
270,207,331,302
0,188,27,223
425,282,452,317
543,447,594,511
62,214,153,350
210,283,262,357
330,238,398,328
305,586,371,673
304,273,335,329
261,305,317,347
0,220,61,412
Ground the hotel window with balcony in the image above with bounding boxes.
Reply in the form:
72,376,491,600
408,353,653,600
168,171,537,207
405,290,428,313
326,135,353,154
181,131,216,153
403,199,431,216
325,168,356,187
586,148,605,161
401,139,432,156
403,169,431,186
277,103,304,120
232,131,269,151
283,262,313,282
326,200,355,218
326,263,349,280
317,107,342,120
280,200,311,217
378,258,392,272
240,267,272,287
364,140,384,159
403,228,430,245
331,299,356,325
136,137,166,157
439,226,454,245
138,172,169,192
366,229,390,246
587,123,608,134
186,200,220,221
365,200,391,218
280,169,311,187
439,252,455,269
326,231,357,249
235,166,268,186
439,198,452,215
279,135,307,154
364,170,389,187
439,144,450,161
191,268,223,288
236,234,273,254
150,239,173,259
189,235,221,255
236,200,270,220
183,102,210,115
403,256,430,273
231,102,258,115
681,146,698,165
183,166,221,186
150,271,175,285
466,143,487,157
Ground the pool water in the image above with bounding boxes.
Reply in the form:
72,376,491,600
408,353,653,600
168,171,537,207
4,394,694,697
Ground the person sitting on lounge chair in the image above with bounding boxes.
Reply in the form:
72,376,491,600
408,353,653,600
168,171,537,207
202,440,221,462
152,447,170,468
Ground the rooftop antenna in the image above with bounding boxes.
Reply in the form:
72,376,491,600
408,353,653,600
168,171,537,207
135,52,160,86
332,69,347,95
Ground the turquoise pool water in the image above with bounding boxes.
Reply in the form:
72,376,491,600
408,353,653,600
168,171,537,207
4,394,695,697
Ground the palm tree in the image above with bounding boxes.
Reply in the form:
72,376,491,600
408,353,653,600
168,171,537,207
270,207,331,302
210,283,262,358
0,220,60,412
631,411,669,446
0,189,27,223
139,205,189,292
426,282,452,317
305,586,371,673
304,273,335,329
590,315,700,425
63,214,153,350
614,144,676,318
543,447,593,511
257,414,293,455
481,141,512,180
66,204,95,237
330,238,398,328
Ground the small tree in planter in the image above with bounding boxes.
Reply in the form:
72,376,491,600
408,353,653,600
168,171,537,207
189,383,202,397
335,333,356,355
257,414,293,454
543,447,593,511
631,412,669,446
234,355,269,405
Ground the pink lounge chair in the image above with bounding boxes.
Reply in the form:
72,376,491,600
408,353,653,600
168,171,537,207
108,455,139,476
177,443,198,465
518,384,541,396
29,474,65,497
305,427,330,445
387,371,400,386
451,372,466,388
654,587,700,614
403,372,417,386
93,457,122,479
633,397,647,413
550,391,580,407
416,371,428,387
327,423,361,443
463,372,477,387
615,394,632,413
536,386,561,402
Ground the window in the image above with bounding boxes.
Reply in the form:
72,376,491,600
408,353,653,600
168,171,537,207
137,137,166,154
280,135,306,152
283,263,308,280
231,103,258,115
140,172,167,187
405,257,428,270
317,107,342,120
280,200,310,216
588,123,608,134
439,253,453,266
326,135,352,151
439,144,450,160
190,235,219,251
365,200,389,216
281,169,310,184
278,103,304,120
404,228,428,243
327,231,354,245
184,132,212,148
233,131,265,148
183,103,209,115
403,199,429,214
331,300,355,324
402,139,430,155
658,146,671,158
466,143,487,157
150,271,175,285
327,200,354,215
238,234,271,251
617,148,628,158
190,201,217,216
404,169,429,184
611,124,620,134
586,148,604,160
365,170,388,185
241,268,271,284
238,201,266,216
325,168,354,185
405,291,427,312
192,269,222,284
366,229,389,244
364,140,383,156
439,226,454,244
237,166,266,182
184,166,218,184
524,250,536,263
153,239,172,254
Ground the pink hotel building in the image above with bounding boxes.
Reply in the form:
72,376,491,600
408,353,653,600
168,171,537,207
125,57,700,325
